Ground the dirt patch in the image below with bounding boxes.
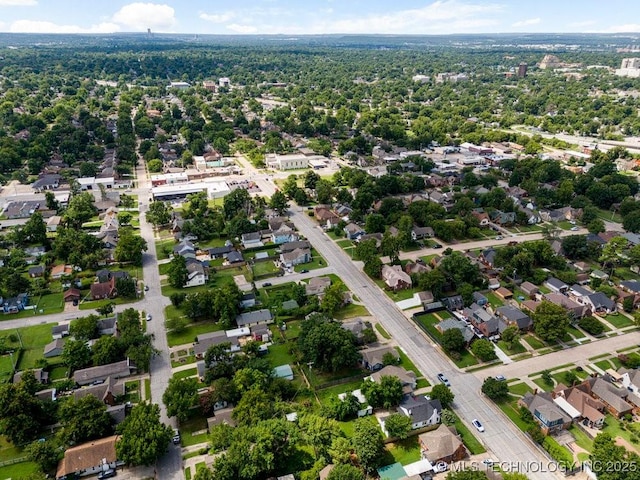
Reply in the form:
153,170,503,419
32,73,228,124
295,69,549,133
615,436,640,455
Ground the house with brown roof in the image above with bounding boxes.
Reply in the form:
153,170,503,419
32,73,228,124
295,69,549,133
360,345,399,371
306,276,332,296
63,288,81,303
367,365,417,393
418,424,468,464
553,383,606,429
584,377,634,418
90,277,117,300
381,265,412,291
495,287,513,300
521,300,541,314
314,206,340,228
51,264,73,279
520,281,539,298
73,359,135,386
56,435,119,480
544,293,588,319
73,376,124,406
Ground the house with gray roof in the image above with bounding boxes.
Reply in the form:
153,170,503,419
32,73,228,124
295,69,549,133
73,376,124,406
43,338,65,358
620,280,640,294
306,276,331,296
583,292,616,314
545,277,568,294
52,324,70,339
280,240,311,253
14,368,49,385
279,248,311,268
241,231,263,249
360,345,399,371
464,303,500,337
73,359,135,386
389,395,441,431
496,305,532,331
235,309,274,328
519,391,572,434
193,331,240,358
436,318,474,344
586,377,634,418
472,292,488,306
368,365,416,392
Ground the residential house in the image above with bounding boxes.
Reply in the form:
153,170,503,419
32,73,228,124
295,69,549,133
314,206,340,229
73,359,136,386
209,245,234,259
442,295,464,311
343,223,365,240
29,265,44,278
545,277,569,294
368,365,417,393
31,174,61,192
43,338,65,358
381,265,412,291
280,240,311,253
240,293,257,309
582,292,616,314
471,210,490,226
590,269,610,281
250,324,271,342
489,209,516,225
418,424,468,464
553,384,606,429
52,324,70,339
63,288,81,303
193,331,240,358
519,391,572,434
519,207,541,224
73,376,124,406
90,277,117,300
226,251,244,264
241,231,263,249
389,395,441,431
521,300,541,314
520,281,539,298
279,247,311,268
360,345,400,371
620,280,640,295
46,215,62,232
51,264,73,279
95,269,130,284
411,226,435,241
496,305,532,331
404,261,430,275
620,368,640,394
173,240,196,258
13,368,49,385
487,278,501,290
436,318,475,344
341,318,368,342
480,248,497,268
464,303,500,337
495,286,513,300
417,291,435,308
207,407,237,430
24,246,46,258
544,293,588,319
306,276,331,296
2,293,28,314
358,233,383,248
271,224,298,244
584,377,634,418
573,261,591,273
56,435,119,480
97,317,117,336
236,309,274,328
472,292,488,306
184,259,208,287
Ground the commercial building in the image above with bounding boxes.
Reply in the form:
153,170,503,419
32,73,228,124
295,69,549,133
150,181,230,201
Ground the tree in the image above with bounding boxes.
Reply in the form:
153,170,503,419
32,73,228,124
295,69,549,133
25,440,62,474
116,277,137,299
481,377,509,401
116,402,173,466
330,392,361,421
223,188,252,220
231,387,275,427
114,229,147,266
64,192,97,228
384,413,412,439
363,257,383,278
590,432,638,480
446,471,489,480
442,328,465,353
96,302,115,317
0,382,47,444
501,325,521,350
561,235,590,260
623,210,640,233
578,316,605,335
298,314,359,373
61,339,92,372
147,158,163,172
118,211,133,226
599,236,629,276
298,413,341,460
365,213,385,234
381,233,401,263
146,201,172,227
92,335,123,366
18,212,48,246
69,314,99,341
320,281,346,316
163,377,198,423
304,170,320,190
430,384,455,408
58,395,113,444
471,339,497,362
329,436,353,465
269,190,289,215
533,301,570,342
167,255,189,289
352,418,384,474
588,219,606,234
361,376,404,409
326,464,365,480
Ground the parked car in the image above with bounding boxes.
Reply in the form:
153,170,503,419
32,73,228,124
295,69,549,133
437,373,451,386
472,418,485,432
570,226,579,231
483,459,496,466
495,375,506,381
144,285,149,291
495,235,503,240
97,470,117,479
262,282,272,287
433,243,443,249
172,429,181,445
146,314,152,321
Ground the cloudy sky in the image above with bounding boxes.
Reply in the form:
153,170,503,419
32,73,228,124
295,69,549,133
0,0,639,35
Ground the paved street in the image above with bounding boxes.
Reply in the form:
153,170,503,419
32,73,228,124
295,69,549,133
287,207,563,480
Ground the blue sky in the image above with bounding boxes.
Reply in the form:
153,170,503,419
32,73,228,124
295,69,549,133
0,0,639,35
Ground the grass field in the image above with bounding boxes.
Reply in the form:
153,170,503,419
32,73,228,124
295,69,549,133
167,321,224,347
454,414,486,454
0,461,39,479
293,249,326,272
334,303,369,320
252,260,280,277
383,437,422,465
0,355,15,383
497,340,526,355
375,324,391,339
174,367,197,380
522,334,546,350
6,323,56,370
603,313,634,329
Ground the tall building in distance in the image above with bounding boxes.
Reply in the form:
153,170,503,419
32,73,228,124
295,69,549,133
616,58,640,77
517,62,528,78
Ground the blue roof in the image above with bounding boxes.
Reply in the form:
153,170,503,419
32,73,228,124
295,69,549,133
273,364,294,379
378,462,407,480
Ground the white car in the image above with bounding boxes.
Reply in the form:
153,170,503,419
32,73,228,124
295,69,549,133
433,462,448,473
570,226,579,231
146,314,152,321
472,418,485,432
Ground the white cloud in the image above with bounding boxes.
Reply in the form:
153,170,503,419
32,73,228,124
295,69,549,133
9,19,119,33
0,0,37,6
568,20,596,28
512,17,541,27
226,23,258,34
199,12,235,24
112,2,176,31
602,23,640,33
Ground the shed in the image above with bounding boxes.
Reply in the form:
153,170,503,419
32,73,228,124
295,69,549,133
273,364,294,380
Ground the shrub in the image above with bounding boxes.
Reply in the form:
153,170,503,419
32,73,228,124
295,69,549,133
578,316,605,336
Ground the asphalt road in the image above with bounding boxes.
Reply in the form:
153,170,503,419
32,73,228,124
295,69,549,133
288,207,563,480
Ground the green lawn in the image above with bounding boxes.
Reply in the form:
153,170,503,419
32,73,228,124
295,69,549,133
268,342,297,368
316,380,365,405
595,359,615,371
604,313,634,329
413,312,478,368
375,324,391,340
384,436,422,465
595,208,623,223
6,323,55,370
0,461,39,479
145,378,151,401
179,413,209,447
293,249,326,272
155,239,177,260
497,340,526,355
567,325,586,339
453,350,479,368
508,382,532,397
569,425,594,452
167,321,224,347
334,303,370,320
79,294,138,311
416,379,430,389
252,260,280,277
497,396,532,432
485,292,505,308
395,347,424,378
375,279,420,302
49,364,68,381
282,320,302,341
198,237,229,249
174,368,197,380
522,334,546,350
533,378,553,392
0,355,15,383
